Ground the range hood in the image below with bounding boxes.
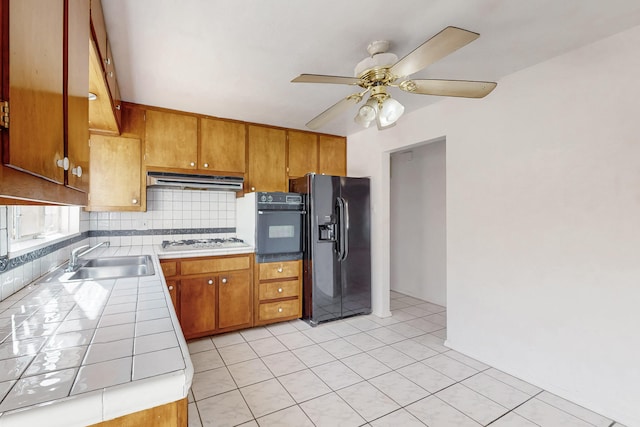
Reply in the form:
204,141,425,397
147,171,243,191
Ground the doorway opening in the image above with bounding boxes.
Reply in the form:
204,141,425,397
389,137,446,314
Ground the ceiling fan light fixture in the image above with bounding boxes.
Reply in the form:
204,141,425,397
354,97,379,128
378,97,404,127
354,112,374,128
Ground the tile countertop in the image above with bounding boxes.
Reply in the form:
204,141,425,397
0,244,254,426
154,243,255,259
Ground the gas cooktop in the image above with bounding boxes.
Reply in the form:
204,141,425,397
161,237,250,251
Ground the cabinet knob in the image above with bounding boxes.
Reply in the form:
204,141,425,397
132,198,138,205
221,277,228,284
115,104,121,110
190,161,196,167
168,285,174,291
109,71,114,78
278,307,283,313
71,166,82,177
208,279,214,285
278,288,283,293
105,57,111,65
56,157,69,171
203,163,209,168
277,267,283,273
251,187,255,191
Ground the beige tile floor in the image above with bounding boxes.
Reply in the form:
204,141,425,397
186,291,625,427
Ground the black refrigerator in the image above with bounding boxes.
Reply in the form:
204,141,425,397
290,174,371,325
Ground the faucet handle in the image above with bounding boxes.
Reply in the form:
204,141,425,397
72,245,90,256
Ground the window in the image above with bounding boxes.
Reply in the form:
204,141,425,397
8,206,80,252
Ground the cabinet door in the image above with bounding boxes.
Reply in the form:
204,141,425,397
218,271,252,330
145,110,198,169
318,135,347,176
200,118,246,173
247,125,286,192
88,135,142,211
166,280,179,317
5,0,65,183
180,277,216,338
88,41,119,133
89,0,107,63
104,39,122,127
67,0,90,192
288,130,317,178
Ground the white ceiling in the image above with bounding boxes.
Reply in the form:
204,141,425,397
102,0,640,137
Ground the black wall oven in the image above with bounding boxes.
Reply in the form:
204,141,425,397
255,192,304,263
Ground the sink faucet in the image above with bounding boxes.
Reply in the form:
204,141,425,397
66,241,110,272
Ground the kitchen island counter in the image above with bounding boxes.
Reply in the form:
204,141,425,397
0,244,245,426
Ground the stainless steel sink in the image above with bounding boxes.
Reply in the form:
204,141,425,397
66,255,155,281
83,255,153,268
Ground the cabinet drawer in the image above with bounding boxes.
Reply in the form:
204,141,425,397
258,261,300,281
160,261,177,277
258,299,300,321
259,280,299,300
182,256,250,275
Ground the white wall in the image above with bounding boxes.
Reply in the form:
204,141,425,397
390,141,447,306
347,24,640,426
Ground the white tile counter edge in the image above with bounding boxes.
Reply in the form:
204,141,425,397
155,244,255,259
0,245,208,427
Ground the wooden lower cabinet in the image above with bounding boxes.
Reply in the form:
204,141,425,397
89,397,187,427
218,270,252,329
180,277,216,338
161,254,254,340
254,260,302,326
166,279,179,317
160,254,303,337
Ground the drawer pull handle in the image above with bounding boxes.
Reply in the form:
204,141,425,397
221,277,228,284
278,307,283,313
168,285,174,291
278,288,283,293
208,279,214,285
277,267,283,273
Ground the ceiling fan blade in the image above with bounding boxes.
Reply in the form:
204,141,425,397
400,79,497,98
390,27,479,78
306,95,361,130
292,74,362,85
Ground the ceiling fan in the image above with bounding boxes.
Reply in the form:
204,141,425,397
291,26,497,130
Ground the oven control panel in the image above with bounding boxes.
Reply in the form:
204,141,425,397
257,192,303,209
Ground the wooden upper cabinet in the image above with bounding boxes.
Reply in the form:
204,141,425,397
120,104,145,138
89,0,107,64
145,110,198,170
318,135,347,176
288,130,318,178
87,135,143,211
67,0,90,192
88,0,121,134
247,125,286,192
104,39,122,124
200,118,246,173
88,41,118,133
4,0,65,184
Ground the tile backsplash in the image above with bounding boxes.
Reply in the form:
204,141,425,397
88,189,237,246
0,209,91,301
0,188,238,302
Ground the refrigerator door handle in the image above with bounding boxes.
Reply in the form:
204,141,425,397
340,197,349,261
335,198,343,260
336,197,349,261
